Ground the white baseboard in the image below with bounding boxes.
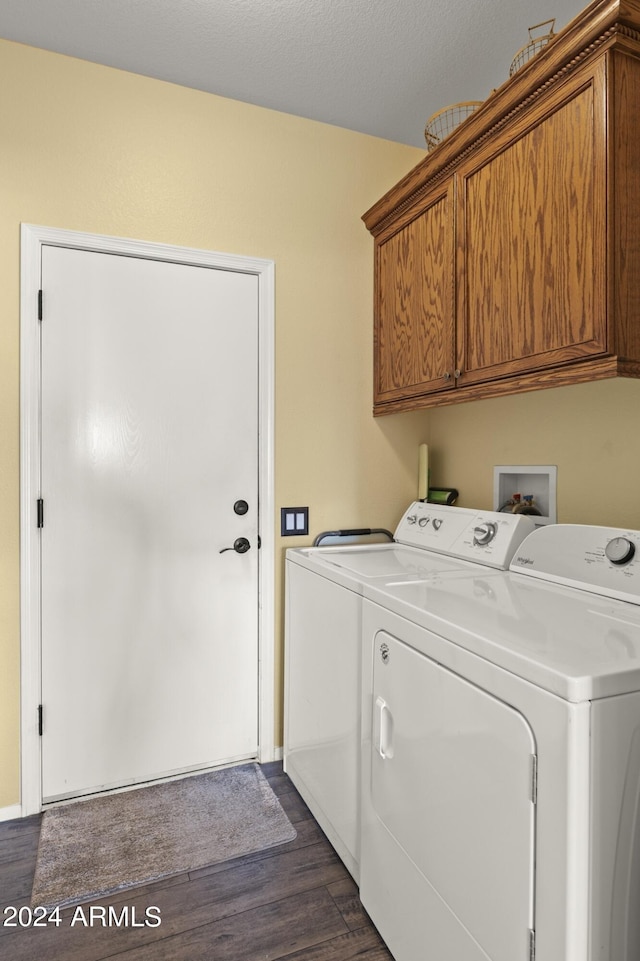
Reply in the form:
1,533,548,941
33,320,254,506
0,803,22,823
273,746,283,761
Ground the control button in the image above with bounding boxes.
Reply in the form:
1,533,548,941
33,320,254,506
473,522,497,546
605,536,636,566
407,514,417,525
432,518,443,530
418,517,429,527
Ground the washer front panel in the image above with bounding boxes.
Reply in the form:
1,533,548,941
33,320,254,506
371,629,536,960
361,601,591,961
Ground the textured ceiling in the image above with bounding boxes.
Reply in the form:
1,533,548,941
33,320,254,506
0,0,589,147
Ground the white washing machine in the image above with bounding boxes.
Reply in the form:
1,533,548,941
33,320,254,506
360,523,640,961
283,502,535,881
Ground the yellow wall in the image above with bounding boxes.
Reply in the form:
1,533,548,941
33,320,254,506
0,39,428,808
428,378,640,529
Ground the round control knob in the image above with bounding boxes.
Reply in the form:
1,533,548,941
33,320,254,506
407,514,417,525
418,516,428,527
605,536,636,566
473,522,497,546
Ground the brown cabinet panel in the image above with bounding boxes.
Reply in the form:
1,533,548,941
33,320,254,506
458,64,607,385
375,183,455,403
611,49,640,364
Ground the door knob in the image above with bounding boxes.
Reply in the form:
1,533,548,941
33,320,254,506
234,500,249,515
220,537,251,554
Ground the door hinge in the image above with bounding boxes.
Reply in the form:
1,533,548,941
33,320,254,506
37,498,44,529
528,928,536,961
38,704,43,737
530,754,538,804
38,289,43,321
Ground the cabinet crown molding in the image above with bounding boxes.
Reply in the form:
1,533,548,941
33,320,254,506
363,0,640,237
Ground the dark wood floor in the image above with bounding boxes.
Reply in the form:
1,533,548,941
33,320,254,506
0,762,393,961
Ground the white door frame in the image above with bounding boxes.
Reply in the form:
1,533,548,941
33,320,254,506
19,224,276,816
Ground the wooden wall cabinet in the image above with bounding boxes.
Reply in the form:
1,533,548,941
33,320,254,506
375,180,455,403
364,0,640,414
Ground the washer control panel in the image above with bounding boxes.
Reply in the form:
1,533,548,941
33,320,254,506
510,523,640,604
394,502,536,569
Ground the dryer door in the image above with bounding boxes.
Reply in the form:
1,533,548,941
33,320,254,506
363,630,536,961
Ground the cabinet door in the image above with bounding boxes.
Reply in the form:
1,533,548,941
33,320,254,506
457,59,607,386
374,180,455,407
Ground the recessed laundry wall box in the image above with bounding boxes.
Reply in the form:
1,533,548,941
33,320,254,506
493,465,557,525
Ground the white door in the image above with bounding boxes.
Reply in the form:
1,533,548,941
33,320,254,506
39,245,260,803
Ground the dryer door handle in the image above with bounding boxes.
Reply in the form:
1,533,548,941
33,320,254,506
374,696,394,760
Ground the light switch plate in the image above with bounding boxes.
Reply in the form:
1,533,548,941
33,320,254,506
281,507,309,536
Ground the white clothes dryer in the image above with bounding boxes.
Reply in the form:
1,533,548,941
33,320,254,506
360,523,640,961
284,503,535,881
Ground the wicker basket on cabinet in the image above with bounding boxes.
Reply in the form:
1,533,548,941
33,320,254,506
424,101,483,150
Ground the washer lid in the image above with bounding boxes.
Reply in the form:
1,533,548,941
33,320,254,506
286,502,537,592
286,543,483,593
364,571,640,702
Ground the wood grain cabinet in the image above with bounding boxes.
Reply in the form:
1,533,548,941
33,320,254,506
457,59,607,388
375,180,455,403
364,0,640,414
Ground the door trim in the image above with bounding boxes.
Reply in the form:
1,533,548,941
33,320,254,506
20,224,275,816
